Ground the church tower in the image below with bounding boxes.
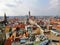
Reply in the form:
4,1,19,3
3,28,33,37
4,13,7,21
4,13,8,25
29,11,31,17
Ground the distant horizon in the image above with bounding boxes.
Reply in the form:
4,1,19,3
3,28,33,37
0,15,60,17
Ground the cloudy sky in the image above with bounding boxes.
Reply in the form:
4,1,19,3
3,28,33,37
0,0,60,16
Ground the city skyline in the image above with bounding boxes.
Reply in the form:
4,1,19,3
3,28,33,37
0,0,60,16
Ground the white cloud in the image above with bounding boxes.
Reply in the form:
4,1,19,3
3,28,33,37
0,0,60,16
0,0,28,16
0,0,39,16
46,0,60,16
49,0,59,10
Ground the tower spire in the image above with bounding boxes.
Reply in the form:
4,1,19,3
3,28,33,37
29,11,30,17
4,13,7,21
4,13,8,25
